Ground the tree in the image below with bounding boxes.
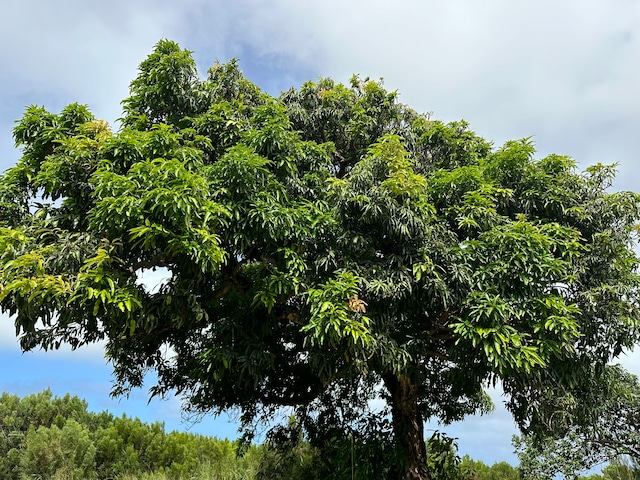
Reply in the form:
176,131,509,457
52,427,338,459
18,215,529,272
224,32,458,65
21,418,96,480
514,364,640,479
0,388,263,479
2,39,640,480
599,459,640,480
459,456,519,480
459,455,492,480
0,389,94,480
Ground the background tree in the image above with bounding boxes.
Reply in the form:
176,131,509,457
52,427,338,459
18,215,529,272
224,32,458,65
22,418,96,480
1,40,640,480
514,364,640,479
0,389,263,480
600,459,640,480
458,456,519,480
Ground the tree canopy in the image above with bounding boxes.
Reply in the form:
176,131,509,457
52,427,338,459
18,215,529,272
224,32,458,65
1,39,640,480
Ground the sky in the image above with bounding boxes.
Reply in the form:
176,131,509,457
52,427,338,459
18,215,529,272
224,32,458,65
1,0,640,468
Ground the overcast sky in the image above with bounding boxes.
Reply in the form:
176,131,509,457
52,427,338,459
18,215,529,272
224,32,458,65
1,0,639,468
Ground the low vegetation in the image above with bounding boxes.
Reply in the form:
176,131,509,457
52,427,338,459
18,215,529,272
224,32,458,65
1,389,636,479
0,389,260,480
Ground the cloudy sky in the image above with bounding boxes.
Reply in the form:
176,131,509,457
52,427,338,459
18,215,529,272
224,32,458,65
1,0,640,467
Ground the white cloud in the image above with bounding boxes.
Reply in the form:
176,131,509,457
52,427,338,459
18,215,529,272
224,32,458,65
4,1,640,166
617,348,640,377
0,312,107,362
1,2,167,122
5,1,639,179
184,0,640,180
0,314,20,351
136,267,171,295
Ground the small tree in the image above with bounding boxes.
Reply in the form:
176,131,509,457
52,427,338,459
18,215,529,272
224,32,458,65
21,419,96,480
601,460,640,480
2,40,640,479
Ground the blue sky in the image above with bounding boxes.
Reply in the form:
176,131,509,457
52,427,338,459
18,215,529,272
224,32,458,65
1,0,640,468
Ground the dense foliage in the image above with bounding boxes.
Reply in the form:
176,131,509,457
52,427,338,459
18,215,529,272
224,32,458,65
0,389,261,480
2,39,640,479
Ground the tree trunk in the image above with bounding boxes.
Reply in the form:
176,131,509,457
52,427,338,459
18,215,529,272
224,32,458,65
383,373,430,480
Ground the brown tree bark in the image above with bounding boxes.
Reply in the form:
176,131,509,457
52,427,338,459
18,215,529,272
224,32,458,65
383,372,431,480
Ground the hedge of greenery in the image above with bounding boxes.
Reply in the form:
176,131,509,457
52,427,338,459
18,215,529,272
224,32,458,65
1,389,631,480
0,389,261,479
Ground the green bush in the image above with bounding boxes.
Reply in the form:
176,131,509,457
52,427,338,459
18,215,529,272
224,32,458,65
21,418,96,480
